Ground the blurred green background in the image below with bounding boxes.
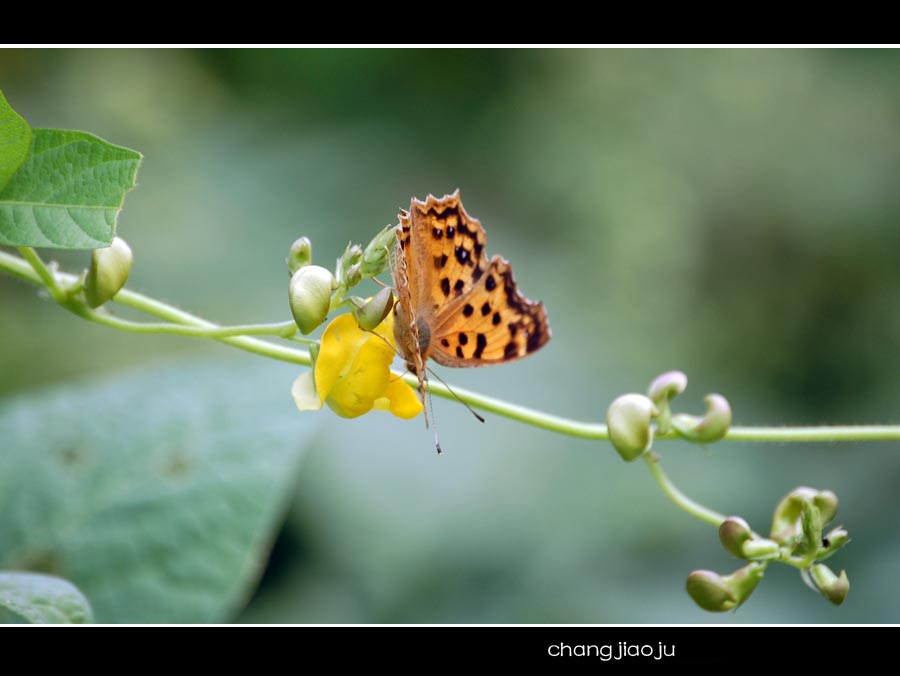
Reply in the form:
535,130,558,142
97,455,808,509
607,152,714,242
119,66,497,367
1,48,899,622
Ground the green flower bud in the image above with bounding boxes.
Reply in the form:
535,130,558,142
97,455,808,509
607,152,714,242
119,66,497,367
814,490,839,526
719,517,779,560
84,237,133,308
360,224,397,278
806,564,849,606
671,393,732,444
351,287,395,331
289,265,335,334
770,487,838,546
800,497,822,553
648,370,688,403
287,236,313,273
647,370,688,434
718,517,753,558
818,526,849,560
336,242,363,289
686,562,766,612
345,262,362,288
770,486,816,544
606,394,657,462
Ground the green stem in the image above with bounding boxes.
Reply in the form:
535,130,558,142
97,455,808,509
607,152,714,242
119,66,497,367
112,287,311,365
0,249,311,367
724,426,900,442
3,247,900,443
70,308,298,339
16,247,64,301
643,452,726,527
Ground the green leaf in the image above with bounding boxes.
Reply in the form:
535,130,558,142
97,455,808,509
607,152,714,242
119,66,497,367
0,89,32,192
0,128,141,249
0,572,94,623
0,361,316,623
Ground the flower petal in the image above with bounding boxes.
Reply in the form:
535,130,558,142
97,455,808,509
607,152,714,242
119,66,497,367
314,314,372,401
326,337,394,418
374,374,424,419
291,371,323,412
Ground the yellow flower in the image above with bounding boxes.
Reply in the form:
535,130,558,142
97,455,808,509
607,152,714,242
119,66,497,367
292,311,422,419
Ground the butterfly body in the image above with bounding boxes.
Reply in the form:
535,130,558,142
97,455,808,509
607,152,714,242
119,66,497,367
392,190,551,408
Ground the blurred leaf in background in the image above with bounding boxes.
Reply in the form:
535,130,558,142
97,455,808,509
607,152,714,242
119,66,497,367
0,572,93,623
0,361,314,622
1,48,899,622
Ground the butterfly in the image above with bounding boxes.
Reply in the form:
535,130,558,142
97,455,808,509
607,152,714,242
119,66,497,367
392,190,551,431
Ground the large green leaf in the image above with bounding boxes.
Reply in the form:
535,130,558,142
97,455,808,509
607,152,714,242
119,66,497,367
0,129,141,249
0,361,316,623
0,572,93,623
0,89,31,192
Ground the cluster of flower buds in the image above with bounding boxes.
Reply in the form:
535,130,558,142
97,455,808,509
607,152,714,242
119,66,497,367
287,226,397,335
687,486,850,611
605,370,732,461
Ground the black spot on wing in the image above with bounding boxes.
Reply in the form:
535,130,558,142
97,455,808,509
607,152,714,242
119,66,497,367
473,333,487,359
481,302,491,316
492,312,501,325
441,338,450,347
455,246,470,265
432,227,443,239
458,332,468,346
463,304,474,317
440,278,450,296
454,279,465,295
456,346,464,358
485,274,496,291
504,341,518,358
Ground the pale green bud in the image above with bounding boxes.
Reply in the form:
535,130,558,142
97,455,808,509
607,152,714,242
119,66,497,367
84,237,133,308
814,490,839,526
289,265,335,334
648,370,688,403
360,224,397,278
719,517,779,560
336,242,363,288
819,527,850,560
770,487,838,547
351,287,394,331
671,393,732,444
345,262,362,288
806,564,849,605
647,370,688,434
718,517,753,558
606,394,657,462
800,497,822,552
287,236,313,273
686,562,766,612
770,486,817,545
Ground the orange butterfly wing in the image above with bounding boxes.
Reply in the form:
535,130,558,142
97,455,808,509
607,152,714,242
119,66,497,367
393,190,550,371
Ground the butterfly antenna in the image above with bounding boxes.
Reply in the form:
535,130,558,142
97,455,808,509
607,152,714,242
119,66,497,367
425,373,442,455
425,366,486,423
365,327,435,435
